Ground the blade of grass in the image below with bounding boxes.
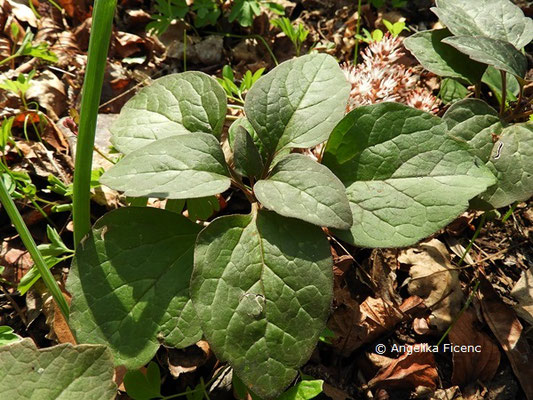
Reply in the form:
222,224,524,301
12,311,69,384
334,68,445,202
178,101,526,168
72,0,117,246
0,177,69,319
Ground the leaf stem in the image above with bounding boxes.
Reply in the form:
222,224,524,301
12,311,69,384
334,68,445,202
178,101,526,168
0,177,69,320
353,0,363,64
72,0,117,246
458,213,486,268
499,70,507,116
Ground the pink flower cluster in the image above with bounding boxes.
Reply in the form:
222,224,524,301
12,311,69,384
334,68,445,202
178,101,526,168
342,34,439,113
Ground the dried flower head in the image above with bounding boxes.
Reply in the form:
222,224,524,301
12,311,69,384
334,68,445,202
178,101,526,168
342,33,439,113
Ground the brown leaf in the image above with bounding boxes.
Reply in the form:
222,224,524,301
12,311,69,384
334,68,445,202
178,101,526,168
449,310,500,385
478,276,533,400
164,341,211,378
368,345,438,390
511,267,533,326
26,70,67,120
399,239,463,332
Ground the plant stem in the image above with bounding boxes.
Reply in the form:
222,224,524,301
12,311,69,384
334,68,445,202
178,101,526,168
501,202,518,223
0,177,69,319
72,0,117,246
353,0,363,64
206,31,278,66
436,279,480,346
458,213,486,267
500,70,507,116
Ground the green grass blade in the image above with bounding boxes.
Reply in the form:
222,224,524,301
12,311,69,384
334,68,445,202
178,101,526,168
0,177,69,319
72,0,117,246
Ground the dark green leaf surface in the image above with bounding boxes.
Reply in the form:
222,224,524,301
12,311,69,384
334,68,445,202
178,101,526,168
479,123,533,208
233,126,264,178
403,29,486,84
101,133,231,199
244,54,350,158
110,72,227,154
482,66,520,105
439,78,469,104
433,0,533,49
190,211,333,399
254,154,352,229
124,362,162,400
443,99,503,161
0,339,116,400
278,380,324,400
323,103,496,248
67,207,202,369
443,36,527,78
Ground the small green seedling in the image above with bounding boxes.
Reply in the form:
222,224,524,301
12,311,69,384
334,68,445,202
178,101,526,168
271,17,309,56
217,65,265,103
0,25,57,66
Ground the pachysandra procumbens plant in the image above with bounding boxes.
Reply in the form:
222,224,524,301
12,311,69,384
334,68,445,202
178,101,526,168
66,52,520,398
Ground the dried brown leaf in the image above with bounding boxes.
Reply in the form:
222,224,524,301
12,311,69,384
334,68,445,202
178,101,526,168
399,239,463,332
449,310,500,385
368,345,438,390
511,267,533,326
26,70,67,120
479,277,533,400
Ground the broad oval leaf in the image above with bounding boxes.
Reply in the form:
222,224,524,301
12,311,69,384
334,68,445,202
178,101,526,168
233,126,264,178
254,154,352,229
110,72,227,154
443,99,503,161
0,339,116,400
323,102,496,248
190,211,333,399
479,123,533,208
403,29,486,84
442,36,528,79
67,207,202,369
101,133,231,199
433,0,533,49
244,53,350,158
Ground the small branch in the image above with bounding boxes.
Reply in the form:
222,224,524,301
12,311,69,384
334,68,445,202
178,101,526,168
500,70,507,116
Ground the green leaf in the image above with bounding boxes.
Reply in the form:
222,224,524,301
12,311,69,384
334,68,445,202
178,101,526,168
110,72,227,154
254,154,352,229
233,126,264,178
101,133,231,199
67,207,202,369
190,211,333,399
187,196,220,221
403,29,486,84
323,103,497,248
124,362,162,400
244,54,350,159
0,326,21,346
478,123,533,209
442,36,528,79
278,379,324,400
443,99,503,161
438,78,469,104
482,66,520,105
432,0,533,49
0,338,116,399
229,117,266,157
229,0,261,27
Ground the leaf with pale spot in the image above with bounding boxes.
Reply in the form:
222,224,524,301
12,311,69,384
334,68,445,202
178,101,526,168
190,211,333,399
0,339,116,400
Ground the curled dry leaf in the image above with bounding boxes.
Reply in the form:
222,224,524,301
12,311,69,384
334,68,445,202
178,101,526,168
511,267,533,326
478,277,533,400
26,70,67,120
328,294,424,355
399,239,463,332
368,344,438,390
164,340,211,378
449,309,500,385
